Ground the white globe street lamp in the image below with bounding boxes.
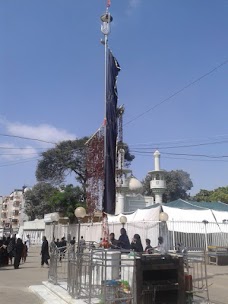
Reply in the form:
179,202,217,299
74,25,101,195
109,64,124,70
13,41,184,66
75,207,86,253
119,215,127,228
74,207,86,219
159,212,169,222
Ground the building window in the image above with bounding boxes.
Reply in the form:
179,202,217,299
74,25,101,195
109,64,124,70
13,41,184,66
156,174,160,180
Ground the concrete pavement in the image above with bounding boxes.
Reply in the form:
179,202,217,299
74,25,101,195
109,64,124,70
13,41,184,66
0,246,48,304
207,264,228,304
1,246,228,304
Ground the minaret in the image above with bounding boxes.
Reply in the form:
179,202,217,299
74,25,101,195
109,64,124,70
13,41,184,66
115,107,132,214
149,150,166,204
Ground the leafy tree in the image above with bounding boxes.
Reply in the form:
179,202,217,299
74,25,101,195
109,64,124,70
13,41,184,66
142,170,193,203
24,182,57,220
194,189,214,202
117,142,135,167
211,187,228,203
36,137,135,194
194,187,228,204
49,184,86,222
36,138,88,195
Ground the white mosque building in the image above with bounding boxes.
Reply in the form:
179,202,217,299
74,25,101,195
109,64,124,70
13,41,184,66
115,149,166,214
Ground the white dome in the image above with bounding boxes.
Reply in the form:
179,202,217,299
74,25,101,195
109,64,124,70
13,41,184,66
24,187,30,193
128,177,143,193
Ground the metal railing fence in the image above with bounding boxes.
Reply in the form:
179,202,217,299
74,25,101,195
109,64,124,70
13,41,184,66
67,246,136,304
48,243,68,286
184,251,210,304
45,221,228,253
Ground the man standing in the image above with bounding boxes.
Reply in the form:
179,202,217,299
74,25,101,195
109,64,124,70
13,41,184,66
41,236,49,267
25,234,30,252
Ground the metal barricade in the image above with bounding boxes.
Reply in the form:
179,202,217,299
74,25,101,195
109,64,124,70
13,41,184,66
185,251,210,303
48,243,68,287
67,246,136,304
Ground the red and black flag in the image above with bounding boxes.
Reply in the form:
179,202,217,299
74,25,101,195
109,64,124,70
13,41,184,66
103,49,121,215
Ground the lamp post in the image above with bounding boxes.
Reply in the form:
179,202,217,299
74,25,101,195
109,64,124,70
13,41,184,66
74,207,86,253
202,220,209,252
159,212,169,223
159,212,169,252
119,215,127,228
9,217,12,236
50,213,60,242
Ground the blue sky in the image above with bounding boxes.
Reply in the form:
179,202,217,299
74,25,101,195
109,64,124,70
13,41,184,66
0,0,228,196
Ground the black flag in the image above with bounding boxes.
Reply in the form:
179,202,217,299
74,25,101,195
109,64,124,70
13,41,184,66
103,49,121,214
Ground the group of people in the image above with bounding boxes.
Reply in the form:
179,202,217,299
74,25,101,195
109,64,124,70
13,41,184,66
40,230,166,267
40,235,87,266
109,228,165,253
0,234,29,269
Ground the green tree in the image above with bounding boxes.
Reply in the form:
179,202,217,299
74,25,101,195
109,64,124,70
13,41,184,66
194,189,214,202
194,187,228,204
211,187,228,203
36,138,88,195
49,184,85,222
118,143,135,167
36,137,135,195
24,182,57,220
142,170,193,203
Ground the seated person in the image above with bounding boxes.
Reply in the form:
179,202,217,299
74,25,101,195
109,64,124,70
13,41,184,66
145,238,153,254
154,236,165,254
131,234,143,253
109,233,119,249
118,228,131,250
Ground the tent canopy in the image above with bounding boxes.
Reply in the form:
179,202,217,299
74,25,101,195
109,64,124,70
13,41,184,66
166,199,228,211
108,204,160,223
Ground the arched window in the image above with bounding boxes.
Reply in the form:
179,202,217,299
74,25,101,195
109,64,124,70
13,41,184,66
156,174,160,180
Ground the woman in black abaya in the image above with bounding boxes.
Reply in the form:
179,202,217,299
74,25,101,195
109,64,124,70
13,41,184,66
41,236,50,267
14,238,24,269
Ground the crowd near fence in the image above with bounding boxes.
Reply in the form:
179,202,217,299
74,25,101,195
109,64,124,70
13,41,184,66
45,220,228,251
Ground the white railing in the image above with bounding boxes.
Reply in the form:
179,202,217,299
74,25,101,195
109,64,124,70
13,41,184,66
45,220,228,252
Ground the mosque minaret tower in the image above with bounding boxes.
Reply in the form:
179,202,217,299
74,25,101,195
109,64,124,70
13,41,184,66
149,150,166,204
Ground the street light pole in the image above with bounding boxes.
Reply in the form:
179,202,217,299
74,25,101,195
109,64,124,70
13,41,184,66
9,217,12,236
202,220,209,252
119,215,127,228
50,213,60,242
74,207,86,253
159,212,169,252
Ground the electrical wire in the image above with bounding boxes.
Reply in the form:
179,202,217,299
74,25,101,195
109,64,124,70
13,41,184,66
0,133,56,144
0,152,40,156
124,58,228,126
132,152,228,162
0,157,40,167
129,139,228,150
0,146,50,150
131,150,228,158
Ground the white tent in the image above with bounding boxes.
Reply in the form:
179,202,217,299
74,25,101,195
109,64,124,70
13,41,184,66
107,205,161,223
162,206,221,233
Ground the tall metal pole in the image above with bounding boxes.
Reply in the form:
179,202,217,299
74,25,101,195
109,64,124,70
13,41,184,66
100,9,113,160
77,218,81,253
100,7,113,245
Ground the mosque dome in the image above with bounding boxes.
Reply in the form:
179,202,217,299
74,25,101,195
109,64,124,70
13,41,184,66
128,177,143,193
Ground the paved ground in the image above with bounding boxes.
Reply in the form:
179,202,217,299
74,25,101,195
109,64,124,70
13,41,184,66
207,264,228,304
1,246,228,304
0,246,48,304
